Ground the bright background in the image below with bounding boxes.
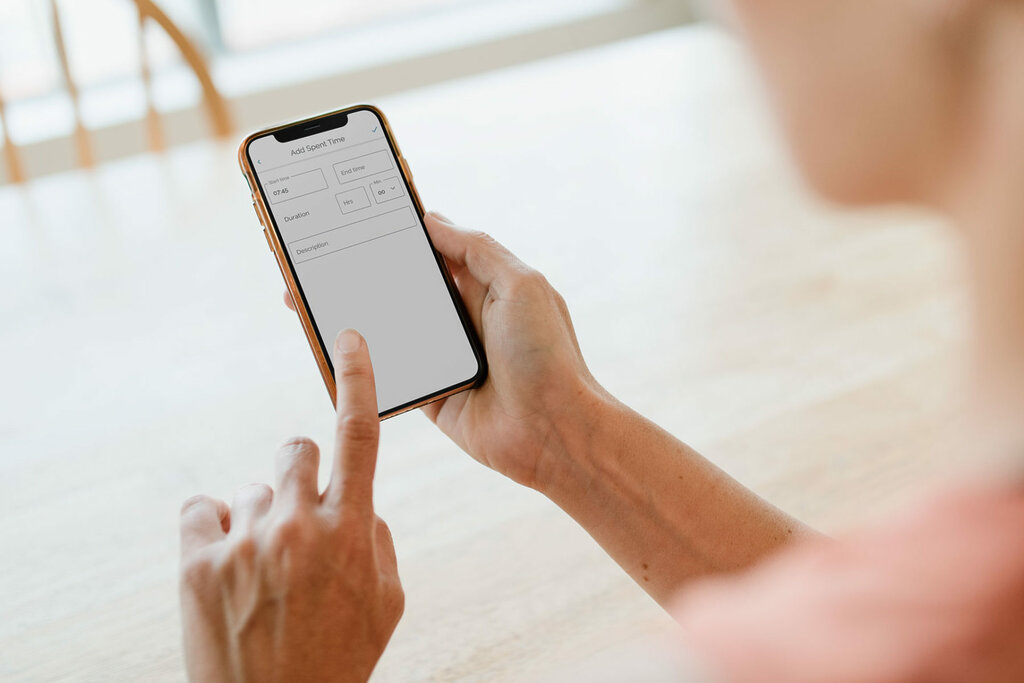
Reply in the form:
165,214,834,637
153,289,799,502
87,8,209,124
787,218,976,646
0,3,968,681
0,0,690,178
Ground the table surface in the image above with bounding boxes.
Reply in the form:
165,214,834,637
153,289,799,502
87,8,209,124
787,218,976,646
0,25,967,682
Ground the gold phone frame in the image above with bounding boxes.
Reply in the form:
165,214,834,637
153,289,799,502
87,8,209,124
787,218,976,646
237,104,486,420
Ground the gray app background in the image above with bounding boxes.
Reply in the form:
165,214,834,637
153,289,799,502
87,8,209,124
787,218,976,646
249,110,479,412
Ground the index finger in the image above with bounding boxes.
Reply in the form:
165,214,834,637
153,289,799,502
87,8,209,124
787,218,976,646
424,212,528,290
321,328,379,522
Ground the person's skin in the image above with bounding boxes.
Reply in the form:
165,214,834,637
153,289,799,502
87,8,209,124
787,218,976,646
665,1,1024,680
724,0,1024,417
283,214,809,607
183,0,1024,679
179,330,403,683
419,214,811,604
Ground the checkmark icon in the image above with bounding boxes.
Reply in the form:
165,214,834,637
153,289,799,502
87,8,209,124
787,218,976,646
371,126,378,133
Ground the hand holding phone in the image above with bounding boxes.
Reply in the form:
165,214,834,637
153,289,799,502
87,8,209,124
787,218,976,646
414,213,606,489
288,212,603,489
240,105,485,419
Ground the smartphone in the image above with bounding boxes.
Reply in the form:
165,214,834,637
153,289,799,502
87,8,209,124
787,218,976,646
238,104,486,419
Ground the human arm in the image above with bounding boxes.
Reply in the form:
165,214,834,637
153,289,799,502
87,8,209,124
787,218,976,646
279,212,809,606
418,212,811,605
529,389,805,605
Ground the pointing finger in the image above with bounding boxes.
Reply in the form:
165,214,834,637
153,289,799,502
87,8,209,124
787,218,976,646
322,329,379,523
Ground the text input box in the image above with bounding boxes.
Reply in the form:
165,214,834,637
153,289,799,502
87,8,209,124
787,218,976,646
337,187,371,214
288,207,417,264
333,150,393,184
264,168,328,205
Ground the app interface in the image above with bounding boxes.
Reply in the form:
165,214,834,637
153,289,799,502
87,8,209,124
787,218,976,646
248,109,479,412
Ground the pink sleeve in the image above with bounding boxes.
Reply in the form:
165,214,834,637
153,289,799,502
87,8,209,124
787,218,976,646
671,483,1024,683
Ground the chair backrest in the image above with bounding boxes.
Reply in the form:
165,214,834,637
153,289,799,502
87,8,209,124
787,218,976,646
0,0,232,183
0,89,24,183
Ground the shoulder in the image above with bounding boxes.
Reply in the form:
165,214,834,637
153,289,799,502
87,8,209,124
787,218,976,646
673,482,1024,683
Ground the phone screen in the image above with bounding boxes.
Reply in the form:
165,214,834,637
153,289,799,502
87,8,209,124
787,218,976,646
246,107,482,414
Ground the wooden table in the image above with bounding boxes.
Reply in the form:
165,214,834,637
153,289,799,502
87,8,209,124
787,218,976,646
0,26,966,682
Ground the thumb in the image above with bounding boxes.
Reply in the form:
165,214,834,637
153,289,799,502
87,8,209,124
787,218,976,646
424,212,525,290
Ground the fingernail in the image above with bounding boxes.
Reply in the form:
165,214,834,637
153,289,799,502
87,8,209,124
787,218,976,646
335,328,362,354
428,211,453,225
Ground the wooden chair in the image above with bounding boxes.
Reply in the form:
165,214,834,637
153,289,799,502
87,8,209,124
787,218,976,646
0,89,23,183
0,0,232,183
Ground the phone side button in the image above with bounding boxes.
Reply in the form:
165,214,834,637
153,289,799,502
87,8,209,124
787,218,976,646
400,156,413,180
262,227,273,252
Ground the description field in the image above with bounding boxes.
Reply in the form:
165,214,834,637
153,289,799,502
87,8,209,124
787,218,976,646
288,206,417,264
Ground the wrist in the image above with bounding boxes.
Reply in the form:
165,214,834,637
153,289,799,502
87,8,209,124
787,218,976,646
532,380,624,502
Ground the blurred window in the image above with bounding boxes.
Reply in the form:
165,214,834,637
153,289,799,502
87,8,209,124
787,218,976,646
214,0,472,52
0,0,658,149
0,0,498,102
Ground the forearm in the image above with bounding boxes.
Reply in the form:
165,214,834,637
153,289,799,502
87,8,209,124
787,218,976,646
536,388,812,606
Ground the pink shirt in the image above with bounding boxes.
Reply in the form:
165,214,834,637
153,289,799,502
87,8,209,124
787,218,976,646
674,481,1024,683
